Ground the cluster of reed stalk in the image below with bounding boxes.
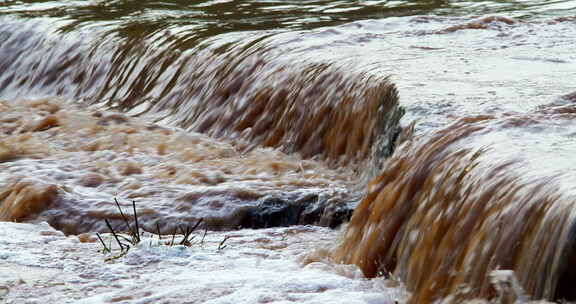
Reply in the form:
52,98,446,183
96,198,229,260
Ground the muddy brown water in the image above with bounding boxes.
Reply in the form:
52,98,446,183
333,106,576,302
1,0,576,302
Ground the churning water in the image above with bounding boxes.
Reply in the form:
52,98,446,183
1,0,576,302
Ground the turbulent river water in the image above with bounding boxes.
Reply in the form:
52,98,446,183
1,0,576,303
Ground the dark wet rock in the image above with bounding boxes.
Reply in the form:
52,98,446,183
554,221,576,302
239,193,354,229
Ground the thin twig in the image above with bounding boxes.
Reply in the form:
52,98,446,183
218,235,230,251
105,219,125,251
114,198,136,243
200,227,208,247
104,249,129,262
114,198,131,231
156,223,162,241
117,234,134,244
170,227,177,246
179,224,194,246
96,233,110,253
98,200,214,255
190,218,203,233
132,200,140,243
178,224,187,236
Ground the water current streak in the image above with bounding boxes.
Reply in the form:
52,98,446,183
333,112,576,302
0,18,403,169
2,1,576,303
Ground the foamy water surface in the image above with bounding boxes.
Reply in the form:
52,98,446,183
1,0,576,303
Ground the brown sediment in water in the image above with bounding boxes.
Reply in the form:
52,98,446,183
0,95,399,234
0,25,405,234
408,15,518,36
172,60,403,169
410,14,576,37
0,21,403,171
332,110,576,303
437,16,517,34
0,178,59,221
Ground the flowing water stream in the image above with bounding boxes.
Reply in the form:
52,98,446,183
1,0,576,302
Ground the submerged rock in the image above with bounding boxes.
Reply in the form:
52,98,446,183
240,193,354,229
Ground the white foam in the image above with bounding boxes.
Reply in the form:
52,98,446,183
0,222,407,304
